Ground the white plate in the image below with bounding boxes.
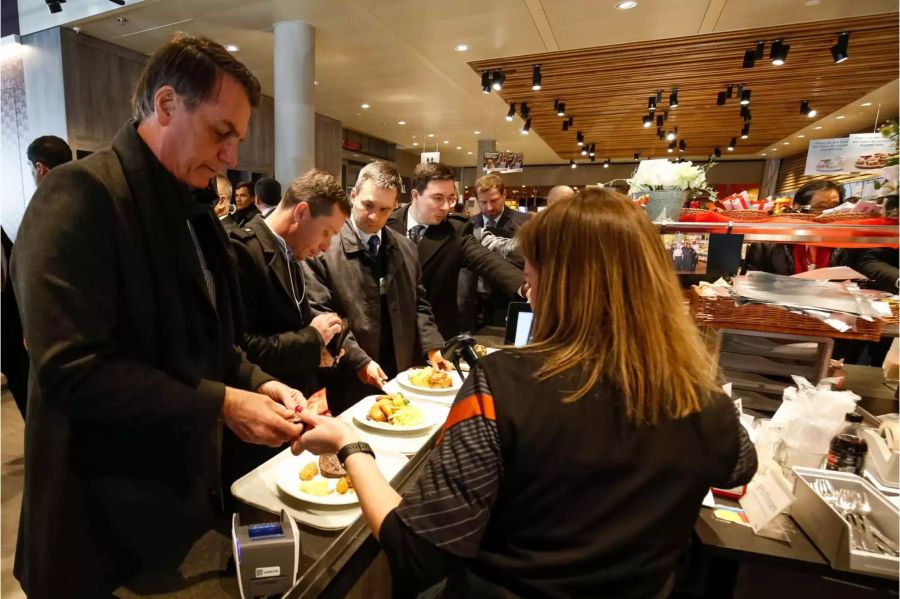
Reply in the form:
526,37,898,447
396,368,463,394
274,450,407,506
350,395,436,433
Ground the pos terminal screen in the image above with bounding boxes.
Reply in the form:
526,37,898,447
504,302,534,347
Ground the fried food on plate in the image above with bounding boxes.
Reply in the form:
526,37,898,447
409,367,452,389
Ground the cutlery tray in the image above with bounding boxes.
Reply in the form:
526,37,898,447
792,467,899,579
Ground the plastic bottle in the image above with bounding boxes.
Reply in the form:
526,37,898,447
825,412,869,476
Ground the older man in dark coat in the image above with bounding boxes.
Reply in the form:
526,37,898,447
10,34,304,597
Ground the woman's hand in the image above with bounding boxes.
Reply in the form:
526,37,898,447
291,410,358,456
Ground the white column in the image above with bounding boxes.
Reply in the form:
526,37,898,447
274,21,315,184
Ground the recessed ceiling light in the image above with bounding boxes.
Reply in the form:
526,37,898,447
456,146,462,150
836,115,846,119
397,121,406,125
454,44,469,52
761,153,767,156
616,1,638,9
861,102,872,107
443,140,449,144
805,0,820,5
412,142,419,146
314,80,319,86
427,133,435,137
361,103,370,109
467,151,473,155
797,134,805,138
473,130,481,135
224,44,240,52
783,142,790,145
814,126,823,130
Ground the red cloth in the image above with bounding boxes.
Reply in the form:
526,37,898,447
792,244,832,274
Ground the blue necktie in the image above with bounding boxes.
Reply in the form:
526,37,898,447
484,217,497,229
367,235,380,258
408,225,426,245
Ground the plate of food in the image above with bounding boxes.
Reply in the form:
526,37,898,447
275,450,407,506
815,158,843,172
397,366,462,394
351,393,435,433
457,345,499,372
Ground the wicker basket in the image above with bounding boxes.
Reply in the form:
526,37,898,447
723,209,770,221
769,213,817,222
814,212,883,223
688,290,891,341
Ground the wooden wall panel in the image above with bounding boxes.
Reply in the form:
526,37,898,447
315,112,343,180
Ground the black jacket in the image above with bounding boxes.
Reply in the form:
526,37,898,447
470,206,530,233
222,204,261,230
386,206,525,338
745,243,849,275
229,215,323,396
11,122,272,597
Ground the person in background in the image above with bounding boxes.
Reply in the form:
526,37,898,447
386,162,525,339
304,162,449,414
26,135,72,185
213,173,233,219
10,33,307,597
470,174,529,233
546,184,575,206
745,180,846,275
228,179,259,226
3,136,74,420
254,176,281,217
293,188,756,597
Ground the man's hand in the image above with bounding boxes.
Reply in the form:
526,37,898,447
427,349,452,371
291,410,358,456
319,348,345,368
310,313,342,345
222,386,303,447
357,360,387,389
257,380,307,412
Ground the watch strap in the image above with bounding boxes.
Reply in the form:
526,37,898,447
337,441,375,466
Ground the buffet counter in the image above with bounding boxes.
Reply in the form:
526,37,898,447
231,329,898,598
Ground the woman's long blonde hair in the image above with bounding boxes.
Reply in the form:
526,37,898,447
516,187,717,424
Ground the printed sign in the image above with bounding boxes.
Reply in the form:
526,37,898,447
804,138,850,176
844,133,897,172
483,151,524,173
420,151,441,165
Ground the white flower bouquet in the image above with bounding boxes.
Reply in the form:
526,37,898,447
627,159,715,196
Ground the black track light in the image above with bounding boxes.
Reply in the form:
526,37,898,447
831,32,849,64
740,89,751,105
634,152,640,161
531,64,542,90
656,114,664,127
726,85,734,99
714,147,722,158
800,100,817,118
553,98,560,111
562,120,570,132
491,70,505,91
741,106,752,122
570,159,577,169
45,0,63,13
770,39,790,65
109,0,125,5
742,49,756,69
576,131,584,146
590,154,596,163
589,144,596,158
648,96,657,112
506,103,516,121
567,116,574,126
717,91,727,106
656,89,664,104
669,88,679,108
754,41,765,60
603,158,610,168
678,139,686,152
667,142,675,154
520,118,531,135
481,71,491,94
557,102,566,117
581,146,588,156
520,102,530,119
642,115,652,128
657,129,665,141
666,127,678,141
727,138,736,151
741,123,750,139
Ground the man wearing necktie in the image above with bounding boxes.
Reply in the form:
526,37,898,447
304,162,449,414
227,169,350,482
386,163,526,339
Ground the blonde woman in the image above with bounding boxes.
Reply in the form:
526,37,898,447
296,188,757,598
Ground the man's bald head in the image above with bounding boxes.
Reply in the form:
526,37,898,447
546,185,575,206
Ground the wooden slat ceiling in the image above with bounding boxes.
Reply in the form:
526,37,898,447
469,13,899,162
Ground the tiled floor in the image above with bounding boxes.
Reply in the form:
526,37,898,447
1,388,26,599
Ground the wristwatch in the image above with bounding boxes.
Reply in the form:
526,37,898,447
337,441,375,467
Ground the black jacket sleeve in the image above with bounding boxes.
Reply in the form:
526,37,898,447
857,248,899,292
457,222,524,297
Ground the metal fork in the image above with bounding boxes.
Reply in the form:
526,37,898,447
853,491,900,556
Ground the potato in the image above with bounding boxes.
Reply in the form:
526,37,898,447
336,476,352,494
368,404,387,422
299,462,318,481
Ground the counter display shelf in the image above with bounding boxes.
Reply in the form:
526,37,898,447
659,221,898,247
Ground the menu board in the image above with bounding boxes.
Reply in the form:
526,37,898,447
483,151,524,173
804,138,850,175
844,133,897,171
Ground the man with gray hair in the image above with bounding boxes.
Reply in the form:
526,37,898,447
304,161,449,414
213,173,233,219
546,184,575,206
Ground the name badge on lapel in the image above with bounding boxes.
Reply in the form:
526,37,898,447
379,276,388,296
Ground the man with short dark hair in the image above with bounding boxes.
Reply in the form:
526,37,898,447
254,176,281,217
26,135,72,185
11,33,306,596
226,168,349,481
304,162,448,414
386,162,525,338
229,179,259,226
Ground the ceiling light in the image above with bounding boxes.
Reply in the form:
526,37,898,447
506,103,516,121
634,152,640,161
761,153,766,156
576,131,584,146
642,115,652,128
678,139,686,152
800,100,817,118
741,124,750,139
797,134,805,138
397,121,406,125
581,147,588,156
481,71,490,94
589,144,596,158
467,151,473,155
836,115,846,119
567,116,574,126
727,138,736,151
412,142,419,146
666,127,678,141
806,0,820,5
616,1,638,8
473,130,481,135
667,142,674,154
717,91,727,105
714,148,722,158
520,118,531,134
656,114,664,127
361,103,370,109
669,88,679,108
861,102,872,107
741,106,752,122
740,89,751,105
224,44,240,52
562,120,570,132
648,96,656,112
454,44,469,52
531,64,542,90
814,126,823,130
491,70,505,91
443,140,449,144
428,133,435,137
520,102,530,119
726,85,734,99
557,102,566,117
770,39,790,65
742,50,756,69
830,32,849,64
604,159,610,168
570,159,577,168
45,0,62,13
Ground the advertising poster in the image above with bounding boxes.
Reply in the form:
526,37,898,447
420,151,441,165
803,138,850,175
844,133,898,171
483,151,524,173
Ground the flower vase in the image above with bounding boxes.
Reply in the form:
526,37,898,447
645,189,688,223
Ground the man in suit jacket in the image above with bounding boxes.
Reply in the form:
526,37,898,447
304,162,449,414
222,179,260,229
386,162,525,339
470,173,530,233
254,176,281,217
227,169,348,480
10,34,305,597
